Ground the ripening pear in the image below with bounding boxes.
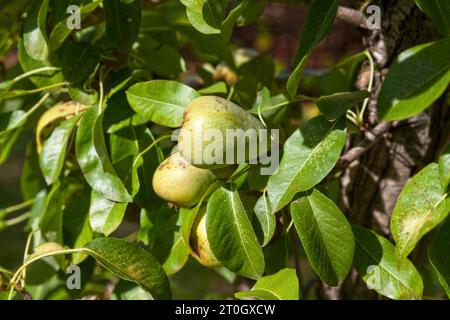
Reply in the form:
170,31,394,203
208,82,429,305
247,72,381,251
152,152,218,207
190,206,222,268
36,101,88,154
178,96,267,169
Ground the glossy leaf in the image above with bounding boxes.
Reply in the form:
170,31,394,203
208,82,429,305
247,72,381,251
428,217,450,298
75,106,132,203
18,38,64,87
291,189,354,286
39,115,81,185
391,163,450,259
415,0,450,36
206,186,265,279
317,91,369,121
378,38,450,121
353,225,423,300
287,0,339,97
63,186,93,264
84,238,171,299
183,0,226,35
162,232,190,276
23,0,49,61
235,268,299,300
49,0,103,51
126,80,200,128
267,116,346,213
320,52,366,95
89,190,127,236
253,193,276,247
39,181,63,243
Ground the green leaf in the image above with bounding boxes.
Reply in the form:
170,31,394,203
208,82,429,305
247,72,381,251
415,0,450,36
162,231,190,276
84,238,171,299
249,92,291,119
134,43,185,77
253,193,276,247
439,143,450,189
235,268,299,300
267,116,346,213
23,0,49,61
287,0,339,97
57,42,100,84
320,52,366,95
184,0,227,35
186,8,221,34
221,0,250,43
0,110,26,164
237,0,268,26
287,54,310,99
198,82,228,95
39,180,63,243
391,163,450,259
291,189,354,286
104,0,141,53
75,106,132,203
49,0,103,51
353,225,423,300
18,38,64,87
378,38,450,121
126,80,200,128
20,142,43,200
317,91,369,121
206,186,265,279
89,190,127,236
428,217,450,298
112,281,152,300
39,115,81,185
63,185,93,264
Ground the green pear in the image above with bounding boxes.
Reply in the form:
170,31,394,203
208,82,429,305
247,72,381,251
190,206,222,268
152,152,218,207
178,96,266,169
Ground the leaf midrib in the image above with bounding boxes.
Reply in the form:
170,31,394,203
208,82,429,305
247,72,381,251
229,191,259,277
355,236,417,297
304,195,338,283
279,120,339,209
127,92,183,111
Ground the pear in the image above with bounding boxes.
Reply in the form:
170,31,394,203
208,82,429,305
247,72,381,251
152,152,218,207
190,206,222,268
178,96,266,169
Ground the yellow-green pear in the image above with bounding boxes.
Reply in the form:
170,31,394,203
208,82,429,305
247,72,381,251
190,206,222,268
152,152,218,207
178,96,266,169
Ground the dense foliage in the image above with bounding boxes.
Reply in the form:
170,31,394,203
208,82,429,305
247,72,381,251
0,0,449,300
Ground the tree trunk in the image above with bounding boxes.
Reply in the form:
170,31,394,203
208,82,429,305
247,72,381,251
320,0,450,299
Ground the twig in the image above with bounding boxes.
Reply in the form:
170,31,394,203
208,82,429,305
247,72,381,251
336,6,370,30
337,121,392,169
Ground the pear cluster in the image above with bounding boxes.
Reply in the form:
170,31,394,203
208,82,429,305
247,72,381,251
152,95,265,267
152,95,264,207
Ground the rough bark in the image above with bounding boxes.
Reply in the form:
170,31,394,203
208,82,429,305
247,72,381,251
320,0,450,299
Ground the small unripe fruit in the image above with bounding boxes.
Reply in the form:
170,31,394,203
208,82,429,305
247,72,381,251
36,101,88,154
190,206,222,268
178,96,266,169
152,152,218,207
